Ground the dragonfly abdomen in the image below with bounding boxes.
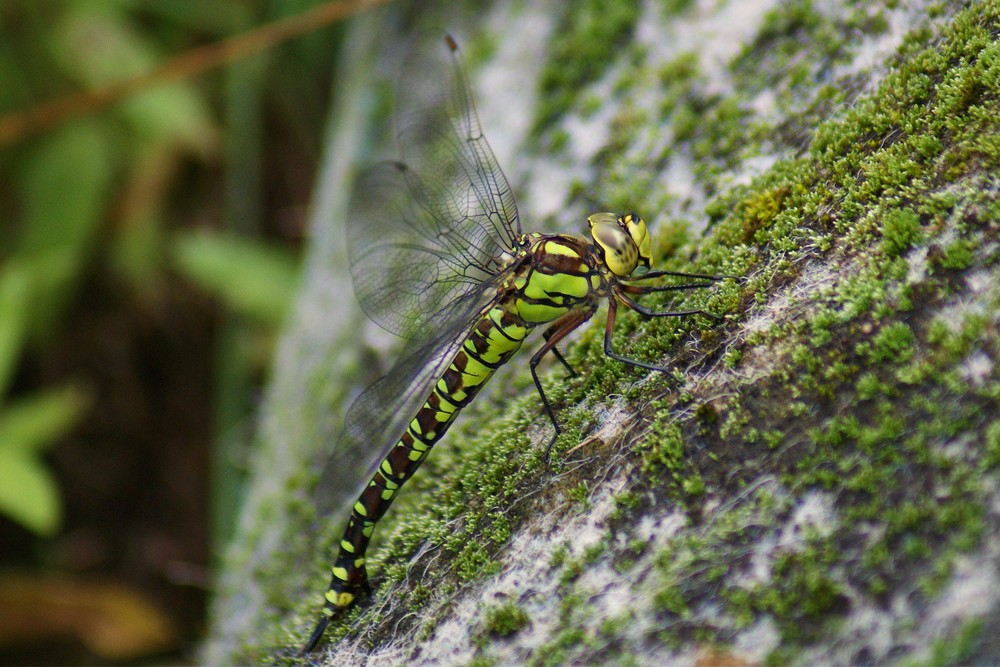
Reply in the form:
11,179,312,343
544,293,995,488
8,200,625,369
316,304,530,627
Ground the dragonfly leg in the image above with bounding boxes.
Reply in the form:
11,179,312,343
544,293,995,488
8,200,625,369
603,286,726,374
627,269,735,281
530,309,595,461
616,288,724,320
603,297,674,373
620,281,716,294
543,324,577,377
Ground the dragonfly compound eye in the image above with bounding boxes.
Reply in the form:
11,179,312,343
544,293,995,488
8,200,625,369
588,212,641,277
621,213,652,274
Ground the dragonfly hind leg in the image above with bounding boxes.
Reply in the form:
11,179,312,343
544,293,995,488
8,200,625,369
530,309,596,461
543,325,578,378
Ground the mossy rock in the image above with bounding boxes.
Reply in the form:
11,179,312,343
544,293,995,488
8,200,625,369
206,1,1000,664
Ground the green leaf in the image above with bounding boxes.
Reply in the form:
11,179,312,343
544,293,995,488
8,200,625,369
171,230,300,325
16,122,113,339
0,385,88,535
0,262,30,398
52,5,217,154
0,448,60,536
0,385,90,456
17,121,112,258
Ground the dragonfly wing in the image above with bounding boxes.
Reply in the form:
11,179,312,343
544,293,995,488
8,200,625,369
348,31,520,340
314,285,500,517
320,32,520,514
395,31,521,249
348,161,502,338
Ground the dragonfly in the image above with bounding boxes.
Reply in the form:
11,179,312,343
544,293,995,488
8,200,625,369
302,32,729,653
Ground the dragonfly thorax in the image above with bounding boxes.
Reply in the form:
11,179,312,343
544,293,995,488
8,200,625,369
587,212,652,278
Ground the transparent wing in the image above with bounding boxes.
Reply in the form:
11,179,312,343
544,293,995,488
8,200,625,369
348,31,521,339
316,32,520,515
314,284,501,516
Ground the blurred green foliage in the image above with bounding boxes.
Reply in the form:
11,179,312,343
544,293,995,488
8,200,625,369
0,258,89,536
0,385,89,536
172,229,299,326
0,0,325,543
0,1,346,660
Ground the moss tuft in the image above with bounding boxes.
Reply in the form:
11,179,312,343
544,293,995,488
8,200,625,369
478,601,531,640
881,207,924,257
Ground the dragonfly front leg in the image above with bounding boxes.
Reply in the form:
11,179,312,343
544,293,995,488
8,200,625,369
619,281,717,294
530,309,595,460
621,268,734,297
627,268,735,281
615,287,724,321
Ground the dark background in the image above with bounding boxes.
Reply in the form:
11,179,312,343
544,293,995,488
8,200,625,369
0,1,347,663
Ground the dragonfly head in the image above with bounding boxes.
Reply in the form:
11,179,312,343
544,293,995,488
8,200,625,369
588,212,652,277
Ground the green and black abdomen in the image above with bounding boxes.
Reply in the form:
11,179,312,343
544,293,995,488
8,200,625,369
314,234,602,628
318,303,532,614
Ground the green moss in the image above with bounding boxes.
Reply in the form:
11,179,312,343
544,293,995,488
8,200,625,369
529,627,588,667
768,558,844,618
738,187,791,243
610,489,642,520
549,542,570,569
881,207,924,257
659,0,696,15
568,481,593,510
682,473,705,496
534,0,641,133
936,237,975,270
764,645,802,667
656,52,700,119
689,98,753,181
982,420,1000,469
478,601,531,640
652,580,690,617
636,416,685,475
582,541,605,566
558,554,585,586
924,617,985,666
